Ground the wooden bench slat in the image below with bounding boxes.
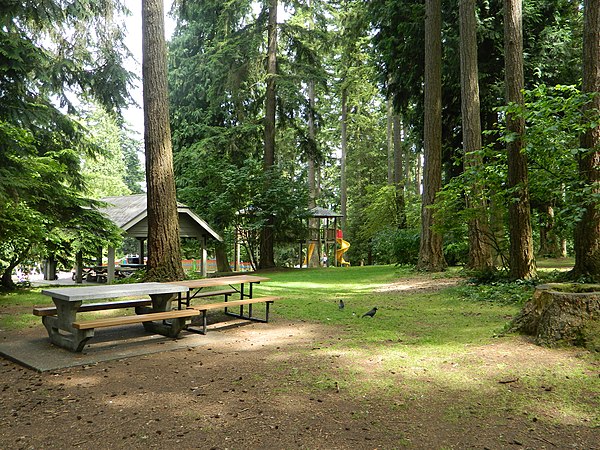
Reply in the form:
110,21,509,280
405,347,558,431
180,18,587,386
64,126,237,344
33,299,153,317
188,296,280,312
73,309,200,330
186,296,280,335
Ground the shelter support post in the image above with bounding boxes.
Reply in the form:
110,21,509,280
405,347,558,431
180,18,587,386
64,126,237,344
75,251,83,284
107,247,116,284
199,235,207,277
138,238,145,265
235,235,241,272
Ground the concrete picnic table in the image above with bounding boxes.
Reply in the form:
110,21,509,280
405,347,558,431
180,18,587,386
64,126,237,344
39,282,189,352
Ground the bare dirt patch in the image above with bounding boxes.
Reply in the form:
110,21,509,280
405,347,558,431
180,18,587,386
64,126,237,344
373,275,463,294
1,275,599,449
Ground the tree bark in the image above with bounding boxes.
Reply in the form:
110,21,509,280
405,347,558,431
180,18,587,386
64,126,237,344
393,114,407,228
538,204,563,258
504,0,536,279
215,241,232,273
417,0,446,271
142,0,185,282
387,99,394,185
340,88,348,233
259,0,277,269
572,0,600,280
459,0,495,272
415,150,421,196
307,40,320,268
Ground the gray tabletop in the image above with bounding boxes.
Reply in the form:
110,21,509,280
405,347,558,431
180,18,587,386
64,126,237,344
41,282,188,302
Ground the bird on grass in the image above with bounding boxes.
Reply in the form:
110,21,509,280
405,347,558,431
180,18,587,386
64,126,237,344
338,299,345,310
362,307,378,318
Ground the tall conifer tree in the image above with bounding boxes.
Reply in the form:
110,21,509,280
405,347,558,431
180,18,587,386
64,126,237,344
504,0,536,279
259,0,278,269
459,0,494,272
142,0,185,281
418,0,446,271
572,0,600,279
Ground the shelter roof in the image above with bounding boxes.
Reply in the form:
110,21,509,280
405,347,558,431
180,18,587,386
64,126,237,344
309,206,343,218
99,194,222,241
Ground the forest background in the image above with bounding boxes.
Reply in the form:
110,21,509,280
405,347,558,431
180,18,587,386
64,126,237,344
0,0,598,289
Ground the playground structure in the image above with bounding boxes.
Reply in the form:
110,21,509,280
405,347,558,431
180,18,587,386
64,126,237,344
300,207,350,268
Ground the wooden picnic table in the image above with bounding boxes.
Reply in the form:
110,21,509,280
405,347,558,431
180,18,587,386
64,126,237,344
167,275,276,334
38,283,190,352
167,274,270,308
72,265,144,283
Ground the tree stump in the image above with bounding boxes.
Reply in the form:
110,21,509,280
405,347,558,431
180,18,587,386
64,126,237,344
509,283,600,350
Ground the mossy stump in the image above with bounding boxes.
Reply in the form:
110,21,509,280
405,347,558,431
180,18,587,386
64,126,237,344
509,283,600,351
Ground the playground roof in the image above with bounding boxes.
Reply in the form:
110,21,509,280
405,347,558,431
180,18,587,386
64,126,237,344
309,206,343,218
99,194,222,241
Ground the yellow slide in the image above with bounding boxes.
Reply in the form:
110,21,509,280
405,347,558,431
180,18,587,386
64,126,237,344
336,238,350,266
304,242,316,267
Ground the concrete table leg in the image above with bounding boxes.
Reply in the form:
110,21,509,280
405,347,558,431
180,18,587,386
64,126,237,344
140,293,188,338
42,299,95,352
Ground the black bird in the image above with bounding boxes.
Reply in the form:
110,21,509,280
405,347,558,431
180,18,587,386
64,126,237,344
362,307,378,318
338,299,345,310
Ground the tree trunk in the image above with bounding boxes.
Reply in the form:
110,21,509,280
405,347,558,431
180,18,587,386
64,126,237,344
572,0,600,280
393,114,407,228
415,150,421,196
1,244,31,289
307,52,320,268
484,110,507,267
142,0,185,282
504,0,536,280
215,241,232,273
259,0,277,269
459,0,494,272
1,262,18,288
340,88,348,232
509,283,600,350
387,99,394,185
538,204,563,258
404,131,411,193
417,0,446,271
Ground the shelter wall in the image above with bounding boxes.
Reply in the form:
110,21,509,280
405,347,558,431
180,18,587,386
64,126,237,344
124,213,205,238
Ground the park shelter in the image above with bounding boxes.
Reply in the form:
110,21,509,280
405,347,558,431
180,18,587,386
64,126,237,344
95,194,222,282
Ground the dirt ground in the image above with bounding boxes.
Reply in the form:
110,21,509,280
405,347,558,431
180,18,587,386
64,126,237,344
1,276,599,450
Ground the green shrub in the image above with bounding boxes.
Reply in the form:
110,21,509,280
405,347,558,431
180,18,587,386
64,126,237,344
453,279,534,305
392,228,420,265
443,232,469,266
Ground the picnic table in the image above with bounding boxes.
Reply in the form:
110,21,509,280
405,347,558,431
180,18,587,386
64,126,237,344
72,265,144,283
167,275,279,334
167,274,270,308
36,283,190,352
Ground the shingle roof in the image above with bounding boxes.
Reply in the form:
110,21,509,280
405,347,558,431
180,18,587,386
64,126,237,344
99,194,222,241
309,206,343,218
100,194,148,229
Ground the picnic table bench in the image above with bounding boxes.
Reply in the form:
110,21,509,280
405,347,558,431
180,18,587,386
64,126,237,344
188,296,280,334
36,283,190,352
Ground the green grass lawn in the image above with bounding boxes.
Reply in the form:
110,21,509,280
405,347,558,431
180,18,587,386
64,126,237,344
252,265,523,347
